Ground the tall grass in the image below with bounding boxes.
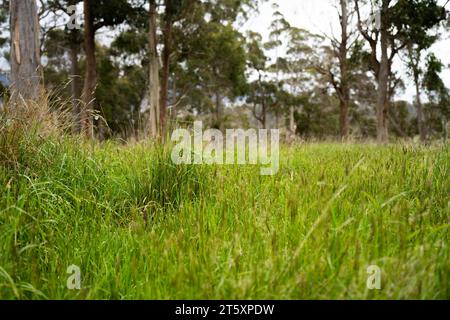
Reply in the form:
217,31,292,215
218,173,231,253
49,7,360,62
0,101,448,299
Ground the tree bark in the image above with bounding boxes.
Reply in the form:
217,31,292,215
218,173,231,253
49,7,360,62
407,45,427,142
148,0,160,139
262,100,267,129
215,91,224,132
414,77,426,142
160,18,172,139
288,105,296,140
339,94,350,139
171,73,177,120
70,44,82,133
254,75,267,129
10,0,42,103
81,0,96,139
376,0,390,143
355,0,391,143
338,0,350,139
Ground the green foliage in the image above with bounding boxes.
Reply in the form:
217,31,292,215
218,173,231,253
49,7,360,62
423,54,449,111
294,92,340,138
94,46,146,138
245,31,267,73
423,53,450,133
174,11,249,118
391,0,446,48
423,53,445,95
89,0,139,31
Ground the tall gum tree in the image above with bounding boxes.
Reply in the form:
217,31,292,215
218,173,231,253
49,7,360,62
397,0,448,141
355,0,446,143
81,0,96,138
148,0,160,138
323,0,354,139
46,0,84,133
10,0,42,103
81,0,139,139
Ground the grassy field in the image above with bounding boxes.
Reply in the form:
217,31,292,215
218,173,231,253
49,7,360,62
0,132,449,299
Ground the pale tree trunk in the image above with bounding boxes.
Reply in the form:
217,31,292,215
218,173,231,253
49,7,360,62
81,0,96,139
415,78,426,142
70,44,82,133
253,100,267,129
289,106,295,132
215,91,224,132
288,105,296,140
355,0,389,142
408,45,427,142
262,101,267,129
377,0,390,143
339,0,350,139
339,92,350,139
160,19,172,139
10,0,42,103
148,0,160,139
254,75,267,129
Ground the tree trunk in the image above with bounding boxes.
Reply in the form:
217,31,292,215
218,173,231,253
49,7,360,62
339,0,350,139
171,73,177,121
262,100,267,129
376,1,390,143
275,108,279,128
148,0,160,139
10,0,41,103
160,19,172,139
415,79,426,142
70,44,81,133
442,117,448,142
339,96,350,139
81,0,96,139
215,91,223,132
288,105,296,139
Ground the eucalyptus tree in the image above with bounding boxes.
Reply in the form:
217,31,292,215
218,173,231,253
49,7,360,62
264,3,291,128
245,31,269,128
80,0,140,138
320,0,358,139
10,0,42,103
158,0,194,138
156,0,261,131
398,1,448,141
282,27,323,137
148,0,159,138
156,0,263,135
423,53,450,140
355,0,446,143
44,0,83,132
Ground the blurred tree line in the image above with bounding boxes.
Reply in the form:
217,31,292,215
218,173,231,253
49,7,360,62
1,0,449,142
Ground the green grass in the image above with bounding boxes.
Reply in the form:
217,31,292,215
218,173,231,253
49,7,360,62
0,134,449,299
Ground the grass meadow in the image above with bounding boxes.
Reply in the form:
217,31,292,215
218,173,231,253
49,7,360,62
0,127,449,299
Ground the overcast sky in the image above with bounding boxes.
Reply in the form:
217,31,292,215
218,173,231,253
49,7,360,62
241,0,450,102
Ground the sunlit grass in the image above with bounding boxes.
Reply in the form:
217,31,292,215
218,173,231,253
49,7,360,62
0,135,448,299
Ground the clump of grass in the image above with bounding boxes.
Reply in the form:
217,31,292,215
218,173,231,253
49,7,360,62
119,143,216,212
0,90,73,173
